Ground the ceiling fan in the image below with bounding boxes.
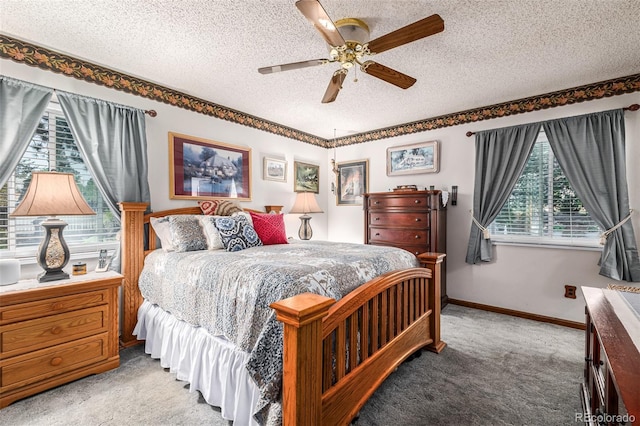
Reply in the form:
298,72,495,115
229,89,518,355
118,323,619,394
258,0,444,103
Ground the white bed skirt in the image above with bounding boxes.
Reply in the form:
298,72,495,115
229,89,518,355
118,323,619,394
133,300,261,425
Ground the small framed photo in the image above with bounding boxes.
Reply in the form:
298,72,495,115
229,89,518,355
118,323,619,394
386,140,439,176
169,132,251,200
263,157,287,182
336,159,369,206
293,161,319,193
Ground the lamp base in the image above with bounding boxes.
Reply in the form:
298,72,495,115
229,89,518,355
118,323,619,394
37,269,70,283
298,214,313,240
37,217,71,283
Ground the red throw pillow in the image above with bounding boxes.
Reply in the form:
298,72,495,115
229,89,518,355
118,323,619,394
249,212,288,245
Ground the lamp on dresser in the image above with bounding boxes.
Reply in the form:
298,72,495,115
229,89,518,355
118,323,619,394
289,191,323,240
9,171,95,282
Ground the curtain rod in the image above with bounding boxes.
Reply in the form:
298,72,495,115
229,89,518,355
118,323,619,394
50,88,157,118
465,103,639,137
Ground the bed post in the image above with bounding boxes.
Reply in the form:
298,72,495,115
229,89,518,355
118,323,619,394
418,252,447,353
270,293,335,426
118,202,148,348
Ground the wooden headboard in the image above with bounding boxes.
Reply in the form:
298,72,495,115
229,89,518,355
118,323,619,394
117,202,264,347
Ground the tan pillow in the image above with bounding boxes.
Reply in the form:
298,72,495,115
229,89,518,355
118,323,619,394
198,200,242,216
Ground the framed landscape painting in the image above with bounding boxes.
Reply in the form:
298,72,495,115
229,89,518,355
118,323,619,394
293,161,319,193
387,140,439,176
336,159,369,206
263,157,287,182
169,132,251,201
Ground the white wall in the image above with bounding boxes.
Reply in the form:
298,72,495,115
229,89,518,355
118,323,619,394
327,92,640,323
4,60,639,322
2,60,329,244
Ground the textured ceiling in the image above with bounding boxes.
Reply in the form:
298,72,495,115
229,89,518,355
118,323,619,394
1,0,640,140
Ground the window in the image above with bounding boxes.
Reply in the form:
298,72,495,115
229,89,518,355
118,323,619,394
488,130,601,247
0,104,119,259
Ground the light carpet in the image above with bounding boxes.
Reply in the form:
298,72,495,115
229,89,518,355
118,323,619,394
0,304,584,425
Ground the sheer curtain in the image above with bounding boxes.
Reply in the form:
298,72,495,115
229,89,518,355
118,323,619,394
543,109,640,281
465,123,541,264
57,91,151,271
0,76,53,186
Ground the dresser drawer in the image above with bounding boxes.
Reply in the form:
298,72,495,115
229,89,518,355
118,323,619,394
369,228,429,245
368,195,430,210
1,305,108,357
0,334,108,391
368,212,429,228
0,289,110,324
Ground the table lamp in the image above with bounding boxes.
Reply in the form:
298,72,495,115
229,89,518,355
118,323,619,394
10,171,96,282
289,192,323,240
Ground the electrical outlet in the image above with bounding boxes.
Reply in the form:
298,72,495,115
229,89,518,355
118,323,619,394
564,285,577,299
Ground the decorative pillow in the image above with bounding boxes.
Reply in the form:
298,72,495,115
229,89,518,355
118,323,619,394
149,216,175,251
232,210,253,225
199,216,224,250
249,212,288,245
168,215,208,252
198,200,243,216
213,215,263,252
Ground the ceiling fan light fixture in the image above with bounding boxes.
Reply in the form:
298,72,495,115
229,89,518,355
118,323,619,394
335,18,370,45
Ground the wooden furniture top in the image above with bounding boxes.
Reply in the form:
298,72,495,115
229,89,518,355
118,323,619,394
582,286,640,420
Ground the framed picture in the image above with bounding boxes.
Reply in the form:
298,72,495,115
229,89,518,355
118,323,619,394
263,157,287,182
293,161,319,193
386,140,439,176
169,132,251,200
336,159,369,205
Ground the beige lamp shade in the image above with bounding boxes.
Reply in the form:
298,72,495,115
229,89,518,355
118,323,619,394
10,171,96,217
289,192,323,214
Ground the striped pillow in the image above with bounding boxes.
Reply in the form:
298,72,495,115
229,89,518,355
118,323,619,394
198,199,243,216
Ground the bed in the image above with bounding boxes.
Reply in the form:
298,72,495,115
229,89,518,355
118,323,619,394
118,202,446,425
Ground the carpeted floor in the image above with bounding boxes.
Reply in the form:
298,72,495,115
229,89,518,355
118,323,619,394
0,304,585,425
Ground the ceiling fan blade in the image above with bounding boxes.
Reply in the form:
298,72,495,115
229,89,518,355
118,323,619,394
258,59,329,74
322,69,348,103
295,0,346,47
361,61,416,89
366,14,444,54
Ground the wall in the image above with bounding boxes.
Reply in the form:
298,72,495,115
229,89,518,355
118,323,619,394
2,60,329,278
327,92,640,323
4,60,639,323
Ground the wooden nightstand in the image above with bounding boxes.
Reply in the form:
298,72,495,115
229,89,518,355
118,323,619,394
0,270,122,408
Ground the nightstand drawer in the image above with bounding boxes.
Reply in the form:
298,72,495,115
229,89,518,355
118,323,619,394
368,212,429,228
1,305,108,357
0,289,110,324
369,228,429,244
1,334,108,391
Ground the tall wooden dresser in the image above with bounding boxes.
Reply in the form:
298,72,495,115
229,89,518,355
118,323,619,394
364,190,447,304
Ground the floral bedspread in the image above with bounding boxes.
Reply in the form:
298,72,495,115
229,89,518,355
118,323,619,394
138,240,419,423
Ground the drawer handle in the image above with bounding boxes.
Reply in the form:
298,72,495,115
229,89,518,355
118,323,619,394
414,251,420,255
414,199,421,204
375,217,380,221
50,357,63,366
374,201,380,204
415,218,421,222
375,232,381,236
51,326,63,335
414,235,420,239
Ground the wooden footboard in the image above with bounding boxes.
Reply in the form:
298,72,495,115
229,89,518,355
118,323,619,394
271,253,445,426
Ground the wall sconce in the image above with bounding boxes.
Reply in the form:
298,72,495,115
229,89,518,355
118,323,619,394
10,171,96,282
451,185,458,206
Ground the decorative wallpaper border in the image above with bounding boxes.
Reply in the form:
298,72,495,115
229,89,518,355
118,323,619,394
1,34,639,148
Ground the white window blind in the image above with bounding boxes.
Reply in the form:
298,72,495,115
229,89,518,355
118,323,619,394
0,104,119,259
488,130,601,247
